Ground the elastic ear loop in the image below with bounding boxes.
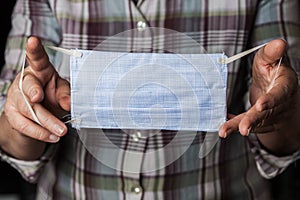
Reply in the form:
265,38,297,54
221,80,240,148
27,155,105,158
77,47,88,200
61,114,81,126
19,51,42,125
267,56,282,93
219,42,282,92
19,48,82,126
218,43,268,64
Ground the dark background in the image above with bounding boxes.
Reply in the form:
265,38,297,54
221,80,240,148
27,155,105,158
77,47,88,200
0,1,299,199
0,0,16,68
0,1,36,200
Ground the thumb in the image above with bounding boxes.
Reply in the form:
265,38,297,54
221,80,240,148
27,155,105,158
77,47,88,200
251,39,287,103
254,39,286,72
25,36,57,86
257,39,286,64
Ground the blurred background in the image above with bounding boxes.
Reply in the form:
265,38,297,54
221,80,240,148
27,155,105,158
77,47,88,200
0,1,299,200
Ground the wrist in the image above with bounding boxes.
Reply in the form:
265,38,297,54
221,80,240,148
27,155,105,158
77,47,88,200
256,130,300,157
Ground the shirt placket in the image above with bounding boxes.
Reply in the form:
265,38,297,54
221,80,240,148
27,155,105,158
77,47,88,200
121,130,145,200
121,2,156,199
129,0,149,31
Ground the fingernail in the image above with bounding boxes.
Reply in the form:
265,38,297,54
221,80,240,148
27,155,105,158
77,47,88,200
30,89,37,100
54,124,64,136
218,129,227,138
247,127,252,136
49,134,60,142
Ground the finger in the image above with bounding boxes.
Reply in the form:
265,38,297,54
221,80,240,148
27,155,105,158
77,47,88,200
41,76,70,116
255,79,293,113
250,40,288,105
256,39,286,66
43,75,69,107
6,111,61,143
26,36,56,85
237,105,265,136
250,124,281,134
43,74,59,106
56,78,71,111
239,99,286,135
32,103,68,136
15,101,67,137
21,73,44,103
260,62,297,105
246,108,286,134
252,39,286,87
243,90,296,132
219,113,245,138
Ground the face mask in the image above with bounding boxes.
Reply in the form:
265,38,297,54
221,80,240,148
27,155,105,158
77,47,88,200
70,50,228,132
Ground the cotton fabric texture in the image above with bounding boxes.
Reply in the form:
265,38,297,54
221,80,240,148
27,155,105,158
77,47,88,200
70,50,227,131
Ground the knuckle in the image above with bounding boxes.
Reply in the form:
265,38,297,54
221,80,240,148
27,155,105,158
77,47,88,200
41,115,52,127
26,124,48,141
23,105,34,119
34,130,46,141
18,121,30,134
222,122,230,130
4,102,14,113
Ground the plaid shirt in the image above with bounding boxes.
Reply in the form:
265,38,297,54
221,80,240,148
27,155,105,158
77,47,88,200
1,0,300,199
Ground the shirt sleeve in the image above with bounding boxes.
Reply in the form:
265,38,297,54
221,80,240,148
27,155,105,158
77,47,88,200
0,0,62,182
248,135,300,179
0,144,58,183
248,0,300,179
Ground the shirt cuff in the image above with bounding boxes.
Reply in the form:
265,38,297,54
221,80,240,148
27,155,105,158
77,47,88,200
248,134,300,179
0,144,58,183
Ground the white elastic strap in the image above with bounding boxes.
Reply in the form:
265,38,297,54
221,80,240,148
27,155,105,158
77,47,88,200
219,43,268,64
273,57,282,81
47,46,83,58
267,56,282,93
48,44,267,65
19,51,42,125
64,118,81,125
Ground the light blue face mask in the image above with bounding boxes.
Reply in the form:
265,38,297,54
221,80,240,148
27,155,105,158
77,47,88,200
70,51,228,132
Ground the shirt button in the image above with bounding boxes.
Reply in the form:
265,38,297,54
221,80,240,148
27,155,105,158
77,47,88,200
29,176,35,182
131,185,142,194
137,21,146,31
131,131,142,142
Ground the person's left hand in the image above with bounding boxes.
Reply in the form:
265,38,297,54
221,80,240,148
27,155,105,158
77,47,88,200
219,39,300,155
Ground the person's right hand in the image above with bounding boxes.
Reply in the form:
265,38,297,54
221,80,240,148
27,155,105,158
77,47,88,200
0,37,70,160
